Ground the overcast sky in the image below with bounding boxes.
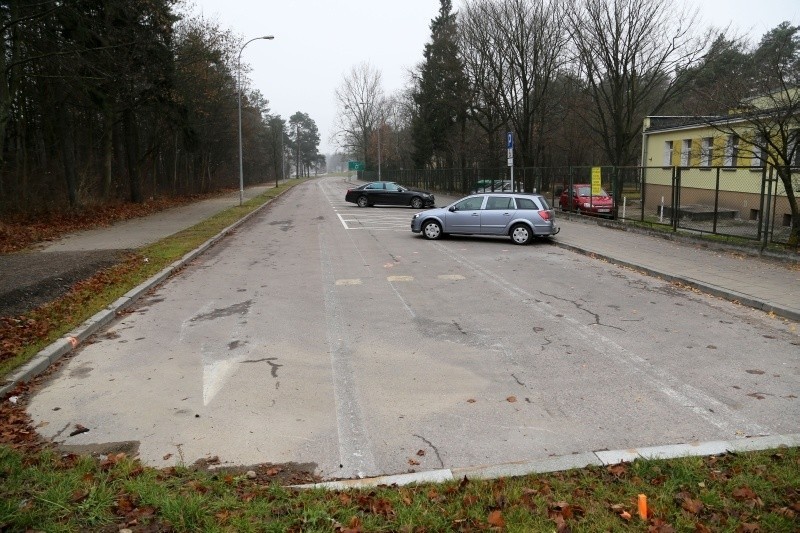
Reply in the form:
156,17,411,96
187,0,799,155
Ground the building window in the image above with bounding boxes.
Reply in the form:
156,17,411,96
724,135,739,166
700,137,713,167
751,134,765,167
790,129,800,167
663,141,673,166
680,139,691,166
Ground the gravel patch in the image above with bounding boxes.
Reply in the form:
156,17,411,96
0,250,128,316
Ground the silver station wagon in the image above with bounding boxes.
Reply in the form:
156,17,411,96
411,192,560,245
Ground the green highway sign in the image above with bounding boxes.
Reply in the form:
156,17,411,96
348,160,365,171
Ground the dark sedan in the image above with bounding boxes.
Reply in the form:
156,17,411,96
345,181,435,208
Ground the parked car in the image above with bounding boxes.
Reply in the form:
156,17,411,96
558,184,615,217
345,181,435,209
411,192,559,245
470,180,512,194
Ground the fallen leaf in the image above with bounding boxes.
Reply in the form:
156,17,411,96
506,396,517,403
463,494,479,506
681,496,704,514
70,489,89,503
488,510,505,527
607,464,627,477
416,449,426,456
649,518,676,532
550,501,573,519
69,424,90,437
732,487,757,501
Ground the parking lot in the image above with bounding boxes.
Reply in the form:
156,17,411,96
27,177,800,480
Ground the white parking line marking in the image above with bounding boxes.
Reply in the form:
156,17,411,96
438,274,466,280
335,208,415,231
335,279,362,286
387,275,414,282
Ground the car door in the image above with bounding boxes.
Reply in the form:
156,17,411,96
383,182,405,205
364,182,385,203
480,196,515,234
443,196,485,233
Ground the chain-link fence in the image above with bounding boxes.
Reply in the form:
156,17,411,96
384,165,797,246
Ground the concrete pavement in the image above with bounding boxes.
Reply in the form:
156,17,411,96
4,177,799,485
554,216,800,322
432,191,800,322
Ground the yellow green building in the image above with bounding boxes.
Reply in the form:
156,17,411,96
640,114,796,229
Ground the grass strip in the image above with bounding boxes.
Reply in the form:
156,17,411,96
0,445,797,531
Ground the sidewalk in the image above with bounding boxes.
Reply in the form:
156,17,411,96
36,185,273,252
432,191,800,322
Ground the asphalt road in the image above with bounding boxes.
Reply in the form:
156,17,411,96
27,177,800,479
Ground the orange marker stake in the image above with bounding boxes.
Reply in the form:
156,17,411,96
638,494,648,519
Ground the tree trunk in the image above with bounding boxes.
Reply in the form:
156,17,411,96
102,108,114,198
123,108,142,203
55,84,78,208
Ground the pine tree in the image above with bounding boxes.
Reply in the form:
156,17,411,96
411,0,468,168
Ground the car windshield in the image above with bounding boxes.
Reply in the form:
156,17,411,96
576,186,608,197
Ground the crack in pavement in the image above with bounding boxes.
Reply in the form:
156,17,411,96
413,434,444,468
540,291,625,331
241,357,283,378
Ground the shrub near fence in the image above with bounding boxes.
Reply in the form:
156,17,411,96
385,165,795,246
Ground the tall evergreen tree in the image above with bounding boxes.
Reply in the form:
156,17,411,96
411,0,468,168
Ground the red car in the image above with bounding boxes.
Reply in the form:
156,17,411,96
559,184,615,217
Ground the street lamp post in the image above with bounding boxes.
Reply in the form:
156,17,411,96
377,126,381,182
295,123,301,178
238,35,274,206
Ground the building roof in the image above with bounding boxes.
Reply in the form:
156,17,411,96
645,116,725,132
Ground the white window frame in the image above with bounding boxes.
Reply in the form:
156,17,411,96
700,137,713,167
751,134,765,167
663,140,673,166
680,139,691,166
724,134,739,167
790,129,800,167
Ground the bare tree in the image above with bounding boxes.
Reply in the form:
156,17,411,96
333,62,386,172
707,23,800,247
567,0,711,166
460,0,569,168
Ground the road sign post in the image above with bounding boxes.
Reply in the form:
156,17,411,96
507,132,514,191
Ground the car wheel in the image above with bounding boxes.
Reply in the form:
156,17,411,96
411,197,423,209
510,223,532,245
422,220,442,240
357,195,369,208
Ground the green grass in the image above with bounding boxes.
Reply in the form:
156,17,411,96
0,180,302,379
0,445,797,531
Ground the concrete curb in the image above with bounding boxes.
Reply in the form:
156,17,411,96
296,433,800,490
0,192,278,399
553,241,800,323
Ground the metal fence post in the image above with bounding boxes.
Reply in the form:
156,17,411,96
713,167,721,234
672,166,680,232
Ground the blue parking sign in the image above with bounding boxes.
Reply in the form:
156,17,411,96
507,132,513,149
